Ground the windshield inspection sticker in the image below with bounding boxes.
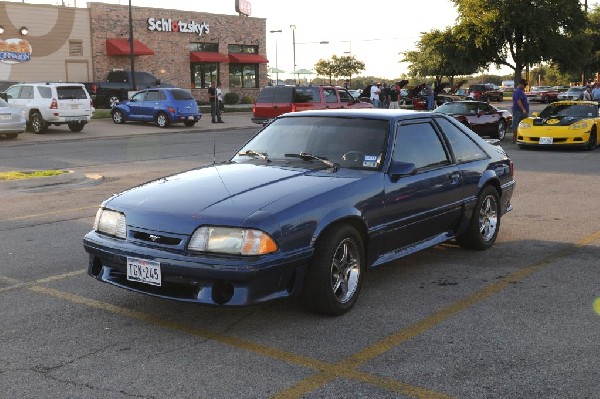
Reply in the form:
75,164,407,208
363,155,378,168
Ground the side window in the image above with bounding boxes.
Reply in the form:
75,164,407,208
131,91,146,101
324,88,337,103
338,89,352,103
37,86,52,99
435,117,488,163
20,86,34,99
145,90,160,101
478,103,491,113
6,86,21,99
158,91,167,101
392,121,450,170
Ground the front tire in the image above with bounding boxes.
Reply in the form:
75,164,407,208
112,109,125,124
30,112,47,134
302,225,364,316
496,120,506,141
457,186,501,250
156,112,170,128
586,130,597,151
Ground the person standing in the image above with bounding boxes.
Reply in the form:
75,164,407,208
583,85,593,101
511,78,529,143
591,82,600,100
208,81,223,123
216,81,225,123
423,83,435,110
388,82,400,109
370,82,381,108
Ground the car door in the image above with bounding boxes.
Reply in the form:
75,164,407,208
475,102,500,135
127,90,147,120
383,118,464,251
5,85,23,111
141,89,161,120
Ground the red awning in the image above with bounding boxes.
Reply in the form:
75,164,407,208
190,52,230,63
106,38,154,56
228,53,269,64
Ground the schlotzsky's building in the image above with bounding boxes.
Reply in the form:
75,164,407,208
0,1,267,101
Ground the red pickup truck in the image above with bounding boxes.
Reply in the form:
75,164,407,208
252,85,372,124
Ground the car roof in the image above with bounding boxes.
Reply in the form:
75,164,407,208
278,108,438,121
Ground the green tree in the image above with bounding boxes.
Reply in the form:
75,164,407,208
315,55,365,85
451,0,587,82
314,58,336,85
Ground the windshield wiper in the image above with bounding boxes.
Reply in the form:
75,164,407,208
284,152,338,170
238,150,270,162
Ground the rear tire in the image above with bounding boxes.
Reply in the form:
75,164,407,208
29,112,47,134
156,112,170,128
68,121,85,132
457,186,501,251
107,95,120,109
302,225,364,316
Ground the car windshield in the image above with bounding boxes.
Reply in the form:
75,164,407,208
539,103,598,118
233,116,389,170
434,102,476,115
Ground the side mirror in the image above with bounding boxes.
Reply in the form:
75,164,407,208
531,111,539,117
389,161,417,180
0,92,8,101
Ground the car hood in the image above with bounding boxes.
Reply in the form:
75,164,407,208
532,115,589,126
103,162,363,234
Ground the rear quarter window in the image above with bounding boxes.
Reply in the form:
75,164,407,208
56,86,88,100
294,87,320,103
171,89,194,100
37,86,52,98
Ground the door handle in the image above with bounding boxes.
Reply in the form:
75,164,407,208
449,172,461,183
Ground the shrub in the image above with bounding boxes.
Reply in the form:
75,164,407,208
223,92,239,105
240,96,254,104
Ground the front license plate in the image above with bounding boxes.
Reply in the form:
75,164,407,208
0,114,11,120
188,116,194,120
127,257,161,286
539,137,553,145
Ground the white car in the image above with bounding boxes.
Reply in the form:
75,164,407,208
5,82,94,133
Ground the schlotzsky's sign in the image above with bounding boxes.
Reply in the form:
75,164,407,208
147,18,209,36
235,0,251,16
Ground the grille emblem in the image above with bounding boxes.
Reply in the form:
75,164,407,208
148,234,160,242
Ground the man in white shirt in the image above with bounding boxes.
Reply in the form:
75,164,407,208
370,82,381,108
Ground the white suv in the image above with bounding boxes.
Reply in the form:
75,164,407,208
5,82,94,133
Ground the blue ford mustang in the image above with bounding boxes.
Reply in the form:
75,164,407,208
83,109,515,315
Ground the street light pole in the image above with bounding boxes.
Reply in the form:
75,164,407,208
290,25,296,84
128,0,136,91
269,29,282,85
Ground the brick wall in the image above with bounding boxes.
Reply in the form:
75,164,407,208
88,2,266,102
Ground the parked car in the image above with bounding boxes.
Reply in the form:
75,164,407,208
111,88,201,128
0,97,26,139
84,70,171,109
516,100,599,150
83,108,516,315
557,86,585,101
467,84,504,102
435,79,468,104
525,86,560,103
251,85,372,124
4,82,94,133
433,100,512,141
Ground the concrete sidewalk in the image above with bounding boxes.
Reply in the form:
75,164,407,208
2,111,258,145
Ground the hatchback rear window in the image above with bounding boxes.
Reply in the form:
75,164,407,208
56,86,88,100
171,89,194,100
255,86,294,103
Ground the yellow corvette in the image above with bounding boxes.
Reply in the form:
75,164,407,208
516,101,599,150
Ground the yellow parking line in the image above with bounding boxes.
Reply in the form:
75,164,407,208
0,206,98,222
0,270,85,293
18,230,600,399
274,230,600,398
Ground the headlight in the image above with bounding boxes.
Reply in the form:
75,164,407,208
569,121,588,130
189,226,278,255
93,208,126,239
518,121,531,129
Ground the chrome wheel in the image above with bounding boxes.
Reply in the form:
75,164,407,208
156,112,169,128
108,96,120,108
112,110,125,124
479,194,498,243
497,120,506,141
330,238,361,304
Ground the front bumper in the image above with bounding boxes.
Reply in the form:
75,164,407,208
516,128,593,147
83,231,312,306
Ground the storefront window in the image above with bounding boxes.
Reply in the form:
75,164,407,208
189,43,219,52
229,64,258,88
191,63,218,89
228,44,258,54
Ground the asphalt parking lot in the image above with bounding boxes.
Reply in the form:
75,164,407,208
1,104,599,399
